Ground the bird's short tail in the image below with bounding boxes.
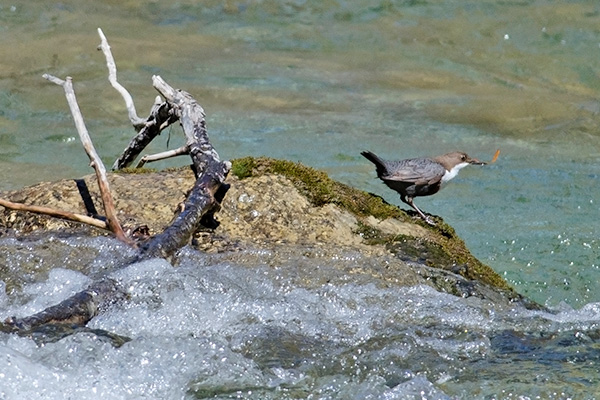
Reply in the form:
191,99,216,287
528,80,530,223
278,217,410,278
361,151,388,177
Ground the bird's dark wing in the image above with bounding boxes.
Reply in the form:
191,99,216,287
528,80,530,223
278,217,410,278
382,158,446,185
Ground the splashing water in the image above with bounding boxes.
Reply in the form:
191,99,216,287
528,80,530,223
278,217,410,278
1,236,600,399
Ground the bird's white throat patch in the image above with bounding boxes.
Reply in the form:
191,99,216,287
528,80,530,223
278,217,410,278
441,162,470,183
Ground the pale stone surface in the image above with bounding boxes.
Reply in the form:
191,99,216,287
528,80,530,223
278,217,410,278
0,171,415,252
218,174,363,247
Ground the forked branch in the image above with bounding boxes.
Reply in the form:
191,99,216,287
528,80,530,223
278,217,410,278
2,30,230,339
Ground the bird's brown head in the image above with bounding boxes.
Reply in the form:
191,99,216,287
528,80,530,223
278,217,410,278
435,151,486,170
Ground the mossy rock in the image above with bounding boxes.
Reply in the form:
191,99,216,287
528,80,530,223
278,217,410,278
1,156,520,303
231,156,512,292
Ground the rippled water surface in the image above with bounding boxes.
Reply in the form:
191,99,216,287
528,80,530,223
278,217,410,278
2,0,600,398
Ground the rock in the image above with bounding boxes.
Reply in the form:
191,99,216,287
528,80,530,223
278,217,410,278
0,157,539,309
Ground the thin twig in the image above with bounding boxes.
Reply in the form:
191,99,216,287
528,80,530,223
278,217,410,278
97,28,146,129
42,73,131,245
135,145,189,168
0,198,107,229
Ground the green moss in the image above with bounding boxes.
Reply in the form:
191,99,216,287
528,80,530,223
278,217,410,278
232,157,411,221
388,234,512,291
352,219,511,291
230,157,256,180
230,156,513,292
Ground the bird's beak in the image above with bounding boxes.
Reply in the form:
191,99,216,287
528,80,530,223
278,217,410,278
468,157,487,166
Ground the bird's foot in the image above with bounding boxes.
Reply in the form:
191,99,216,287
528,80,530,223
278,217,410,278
404,200,436,226
412,209,436,226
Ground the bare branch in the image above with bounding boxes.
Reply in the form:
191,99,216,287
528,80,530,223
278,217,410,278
135,145,189,168
97,28,146,128
135,76,230,259
98,28,181,171
0,198,107,229
4,45,230,338
152,75,222,169
2,278,125,334
112,98,178,170
43,74,65,86
42,74,131,245
5,76,231,334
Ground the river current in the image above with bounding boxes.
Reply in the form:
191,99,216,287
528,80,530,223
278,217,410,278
2,1,600,398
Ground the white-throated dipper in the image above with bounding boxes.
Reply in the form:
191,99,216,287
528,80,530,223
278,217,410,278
361,150,486,225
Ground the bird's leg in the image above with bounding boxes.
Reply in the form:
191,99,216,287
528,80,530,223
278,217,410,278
402,196,435,226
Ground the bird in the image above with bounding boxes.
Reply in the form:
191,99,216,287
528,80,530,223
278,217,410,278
361,150,486,225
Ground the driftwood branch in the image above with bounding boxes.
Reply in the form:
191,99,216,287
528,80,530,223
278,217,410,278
135,145,189,168
97,27,181,170
135,76,231,259
112,96,179,170
0,198,107,229
3,31,230,338
97,28,146,128
3,76,229,335
2,278,124,333
42,74,131,245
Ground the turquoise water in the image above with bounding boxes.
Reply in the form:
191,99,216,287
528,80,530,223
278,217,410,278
2,1,600,397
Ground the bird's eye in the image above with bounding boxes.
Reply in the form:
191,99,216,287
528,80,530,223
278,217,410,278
461,155,466,161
